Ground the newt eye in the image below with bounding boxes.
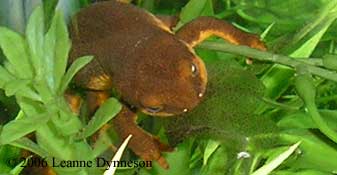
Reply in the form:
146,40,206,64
191,63,198,77
145,106,163,113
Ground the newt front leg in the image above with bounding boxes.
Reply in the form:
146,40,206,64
82,90,172,169
112,106,172,169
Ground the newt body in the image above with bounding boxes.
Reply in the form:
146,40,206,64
69,0,265,168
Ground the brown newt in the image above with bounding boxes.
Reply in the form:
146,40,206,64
69,0,265,169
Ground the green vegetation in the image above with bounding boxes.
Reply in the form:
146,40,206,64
1,0,337,175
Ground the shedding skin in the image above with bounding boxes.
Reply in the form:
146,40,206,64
68,1,266,170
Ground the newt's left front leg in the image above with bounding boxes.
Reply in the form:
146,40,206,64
176,16,266,50
112,106,173,169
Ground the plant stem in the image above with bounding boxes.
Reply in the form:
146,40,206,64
199,41,337,82
262,97,299,111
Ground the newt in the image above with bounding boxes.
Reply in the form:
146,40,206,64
69,0,266,169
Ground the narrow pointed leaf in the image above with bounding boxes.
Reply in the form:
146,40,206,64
82,98,121,138
43,13,57,91
43,11,70,91
9,158,27,175
0,113,50,145
53,11,71,91
10,137,48,158
59,55,93,93
42,0,59,30
203,140,220,165
26,6,44,77
175,0,209,30
252,142,301,175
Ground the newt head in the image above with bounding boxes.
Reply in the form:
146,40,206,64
115,34,207,117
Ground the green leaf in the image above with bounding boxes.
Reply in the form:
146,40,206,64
43,11,71,92
0,27,33,79
82,98,121,138
53,11,71,92
92,131,114,158
290,18,333,57
4,80,30,96
278,110,337,129
4,81,41,102
10,137,48,157
0,113,50,145
26,6,44,78
260,22,275,40
279,132,337,172
201,145,227,175
3,61,17,77
0,145,21,173
16,98,44,117
235,0,333,35
203,140,220,165
0,65,15,88
259,1,337,102
15,87,42,102
9,158,27,175
323,54,337,70
200,0,214,16
35,124,74,160
42,0,59,30
58,55,93,93
251,142,301,175
51,110,82,136
72,141,94,161
175,0,209,30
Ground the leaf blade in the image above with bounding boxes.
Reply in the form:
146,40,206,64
53,11,71,91
26,6,44,78
0,112,50,145
251,142,301,175
58,55,93,93
82,98,121,138
0,27,33,79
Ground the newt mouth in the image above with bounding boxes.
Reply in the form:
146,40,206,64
140,107,189,117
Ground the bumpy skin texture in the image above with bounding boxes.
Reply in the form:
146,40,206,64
69,0,265,170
